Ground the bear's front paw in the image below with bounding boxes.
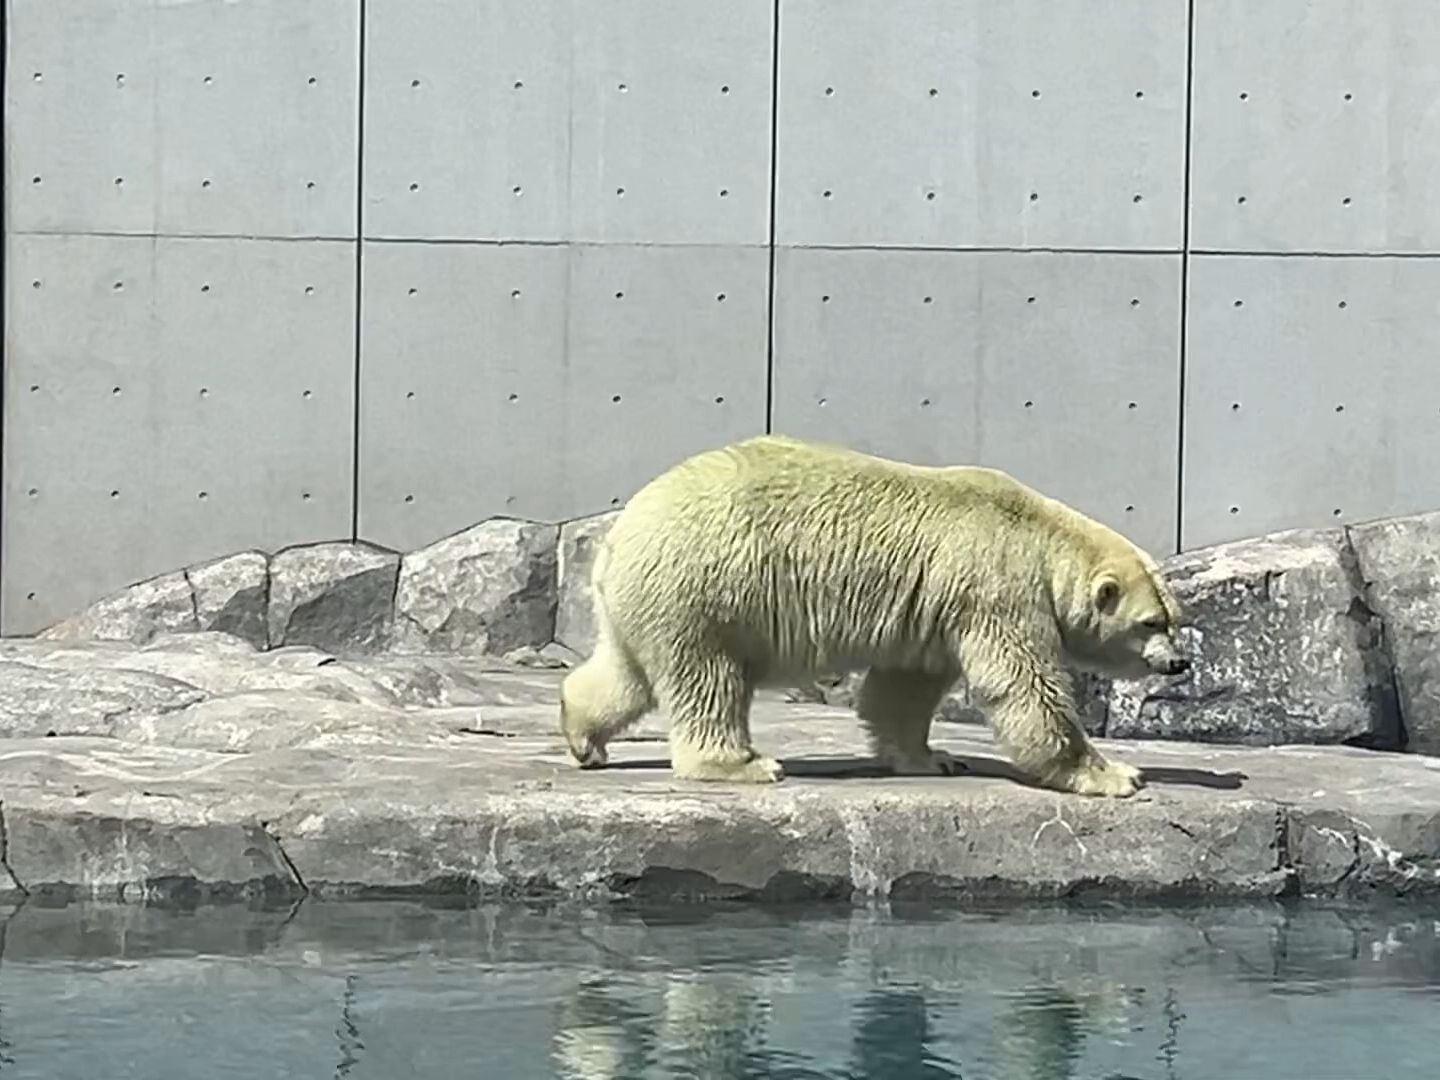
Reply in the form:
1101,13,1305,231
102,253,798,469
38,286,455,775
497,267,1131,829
884,748,967,778
1066,758,1144,798
563,732,610,769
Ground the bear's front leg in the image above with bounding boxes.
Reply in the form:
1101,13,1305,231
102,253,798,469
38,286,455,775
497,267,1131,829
661,657,785,784
856,669,967,778
961,634,1145,799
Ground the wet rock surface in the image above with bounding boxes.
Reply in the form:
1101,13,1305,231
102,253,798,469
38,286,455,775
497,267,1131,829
1,632,1437,907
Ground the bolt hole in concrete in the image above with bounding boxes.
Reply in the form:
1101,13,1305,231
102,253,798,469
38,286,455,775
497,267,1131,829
6,905,1434,1077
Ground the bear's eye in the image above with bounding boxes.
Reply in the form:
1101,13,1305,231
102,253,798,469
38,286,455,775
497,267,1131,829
1139,617,1166,632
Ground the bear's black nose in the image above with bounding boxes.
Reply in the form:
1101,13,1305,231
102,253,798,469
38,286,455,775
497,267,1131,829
1166,656,1191,676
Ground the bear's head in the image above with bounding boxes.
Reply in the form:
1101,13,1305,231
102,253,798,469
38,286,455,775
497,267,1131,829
1063,559,1189,681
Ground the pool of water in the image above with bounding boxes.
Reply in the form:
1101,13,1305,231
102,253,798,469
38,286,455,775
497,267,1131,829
1,897,1437,1079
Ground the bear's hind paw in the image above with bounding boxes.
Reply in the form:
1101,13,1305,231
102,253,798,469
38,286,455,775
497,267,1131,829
673,753,786,784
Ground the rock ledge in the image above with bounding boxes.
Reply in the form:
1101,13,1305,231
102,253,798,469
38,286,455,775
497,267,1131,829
2,634,1437,908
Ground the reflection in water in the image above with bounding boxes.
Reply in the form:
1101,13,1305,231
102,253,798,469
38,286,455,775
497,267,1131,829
850,988,962,1079
552,976,655,1080
333,972,364,1079
0,900,1438,1079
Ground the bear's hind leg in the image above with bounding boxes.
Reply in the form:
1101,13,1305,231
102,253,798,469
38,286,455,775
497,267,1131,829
960,633,1143,798
560,636,655,769
856,668,965,777
659,655,783,784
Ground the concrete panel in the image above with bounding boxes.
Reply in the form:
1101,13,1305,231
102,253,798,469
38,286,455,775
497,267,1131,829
2,234,356,635
772,248,1181,555
364,0,773,244
774,0,1187,250
5,0,358,238
1191,1,1440,253
1182,256,1440,550
357,242,768,551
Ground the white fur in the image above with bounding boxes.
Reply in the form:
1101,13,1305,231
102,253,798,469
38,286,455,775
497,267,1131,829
560,435,1185,797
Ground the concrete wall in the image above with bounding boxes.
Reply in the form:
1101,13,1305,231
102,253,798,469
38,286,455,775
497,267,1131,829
5,0,1440,634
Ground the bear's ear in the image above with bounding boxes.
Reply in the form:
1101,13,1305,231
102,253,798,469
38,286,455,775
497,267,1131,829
1092,573,1122,614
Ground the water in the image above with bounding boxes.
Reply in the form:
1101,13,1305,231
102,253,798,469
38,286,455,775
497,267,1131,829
1,898,1437,1079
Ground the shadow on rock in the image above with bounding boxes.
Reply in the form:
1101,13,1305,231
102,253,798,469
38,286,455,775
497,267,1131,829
1139,765,1248,790
583,754,1250,792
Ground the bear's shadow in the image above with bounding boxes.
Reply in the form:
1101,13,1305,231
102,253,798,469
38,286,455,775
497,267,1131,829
606,754,1247,791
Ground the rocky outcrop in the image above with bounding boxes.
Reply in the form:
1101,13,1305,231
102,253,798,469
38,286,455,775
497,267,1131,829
1348,512,1440,755
394,519,557,655
187,551,269,649
37,570,198,646
1,632,1437,905
1107,528,1402,749
268,542,400,653
17,508,1440,755
555,511,618,656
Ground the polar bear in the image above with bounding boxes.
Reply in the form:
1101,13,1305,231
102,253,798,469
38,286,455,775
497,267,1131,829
559,434,1188,797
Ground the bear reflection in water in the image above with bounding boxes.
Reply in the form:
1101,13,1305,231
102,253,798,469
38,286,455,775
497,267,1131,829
549,970,1140,1080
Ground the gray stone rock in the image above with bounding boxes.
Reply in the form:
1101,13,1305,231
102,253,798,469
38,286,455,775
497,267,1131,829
1348,512,1440,755
0,660,206,738
37,570,197,645
2,642,1438,903
187,551,269,648
1108,528,1400,748
109,690,442,754
268,542,400,654
394,519,558,656
1,802,297,904
555,511,619,657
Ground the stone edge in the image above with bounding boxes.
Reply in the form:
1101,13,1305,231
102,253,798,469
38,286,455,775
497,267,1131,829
0,790,1435,908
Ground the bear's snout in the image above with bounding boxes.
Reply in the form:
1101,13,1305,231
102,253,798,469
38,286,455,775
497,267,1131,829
1162,655,1190,676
